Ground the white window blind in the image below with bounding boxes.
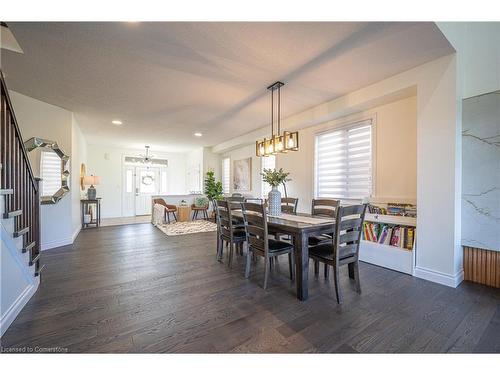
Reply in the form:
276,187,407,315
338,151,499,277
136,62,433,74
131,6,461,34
261,155,276,198
315,120,373,199
40,151,62,196
222,157,230,194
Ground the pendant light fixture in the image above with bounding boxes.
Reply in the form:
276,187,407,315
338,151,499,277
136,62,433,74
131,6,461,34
256,81,299,157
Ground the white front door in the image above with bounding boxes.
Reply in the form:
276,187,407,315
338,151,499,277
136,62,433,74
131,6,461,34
135,167,160,215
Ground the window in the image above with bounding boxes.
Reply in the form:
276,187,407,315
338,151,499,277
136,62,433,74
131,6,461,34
222,157,230,194
315,119,373,199
261,155,276,198
40,151,62,196
125,169,133,193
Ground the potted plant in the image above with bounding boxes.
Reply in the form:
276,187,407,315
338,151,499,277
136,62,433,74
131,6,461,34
261,168,291,216
204,170,223,217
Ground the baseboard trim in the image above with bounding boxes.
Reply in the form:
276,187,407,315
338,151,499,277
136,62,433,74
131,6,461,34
0,281,38,337
414,266,464,288
72,225,81,242
41,236,73,251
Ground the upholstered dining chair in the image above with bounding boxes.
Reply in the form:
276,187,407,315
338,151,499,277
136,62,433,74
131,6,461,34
152,198,178,224
241,202,295,289
215,200,247,267
308,204,367,303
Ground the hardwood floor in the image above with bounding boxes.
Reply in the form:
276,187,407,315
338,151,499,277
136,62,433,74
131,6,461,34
2,223,499,353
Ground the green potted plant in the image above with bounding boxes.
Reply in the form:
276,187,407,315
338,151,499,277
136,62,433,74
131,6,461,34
261,168,291,216
204,170,223,216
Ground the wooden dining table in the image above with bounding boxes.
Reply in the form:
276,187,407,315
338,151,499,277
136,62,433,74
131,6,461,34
233,211,336,301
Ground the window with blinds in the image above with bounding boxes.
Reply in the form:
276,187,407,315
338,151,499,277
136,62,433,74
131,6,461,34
40,151,62,196
261,155,276,198
315,119,373,199
222,157,230,194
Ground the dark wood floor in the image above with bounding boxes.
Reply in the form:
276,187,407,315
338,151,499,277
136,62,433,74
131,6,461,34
2,223,499,353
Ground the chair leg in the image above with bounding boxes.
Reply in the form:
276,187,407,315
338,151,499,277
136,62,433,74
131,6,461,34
348,262,355,279
333,264,343,304
324,264,329,279
228,242,234,268
314,260,319,276
269,257,274,269
263,257,270,290
166,211,170,224
353,261,361,294
173,212,177,222
288,252,294,281
217,237,223,261
245,249,252,278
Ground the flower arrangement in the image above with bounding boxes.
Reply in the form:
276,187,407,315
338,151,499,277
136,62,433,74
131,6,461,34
261,168,291,187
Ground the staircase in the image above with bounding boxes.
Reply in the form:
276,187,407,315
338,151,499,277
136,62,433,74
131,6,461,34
1,70,43,335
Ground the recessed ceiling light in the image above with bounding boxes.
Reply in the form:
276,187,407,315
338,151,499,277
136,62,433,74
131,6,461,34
194,132,202,137
112,120,123,125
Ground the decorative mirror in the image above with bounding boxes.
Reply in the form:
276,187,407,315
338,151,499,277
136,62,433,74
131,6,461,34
24,137,70,204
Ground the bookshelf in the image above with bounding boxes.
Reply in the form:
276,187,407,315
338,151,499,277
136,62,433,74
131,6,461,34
359,198,416,275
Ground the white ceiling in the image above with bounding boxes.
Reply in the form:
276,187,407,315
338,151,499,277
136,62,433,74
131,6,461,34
2,22,453,152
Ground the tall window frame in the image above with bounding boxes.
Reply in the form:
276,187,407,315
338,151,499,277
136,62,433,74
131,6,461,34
314,118,374,200
260,155,276,198
222,157,230,194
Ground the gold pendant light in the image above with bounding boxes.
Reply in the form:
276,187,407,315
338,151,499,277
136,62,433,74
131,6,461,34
256,81,299,157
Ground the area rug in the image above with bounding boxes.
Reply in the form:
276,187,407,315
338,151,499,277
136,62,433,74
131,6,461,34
156,220,217,236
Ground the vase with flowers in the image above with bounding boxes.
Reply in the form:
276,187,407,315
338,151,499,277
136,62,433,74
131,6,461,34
261,168,291,216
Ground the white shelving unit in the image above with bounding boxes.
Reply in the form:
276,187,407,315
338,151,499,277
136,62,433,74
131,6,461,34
359,199,416,275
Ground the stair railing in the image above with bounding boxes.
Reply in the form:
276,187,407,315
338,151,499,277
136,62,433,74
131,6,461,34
1,70,41,265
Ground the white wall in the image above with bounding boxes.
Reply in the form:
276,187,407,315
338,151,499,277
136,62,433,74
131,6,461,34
214,54,462,287
438,22,500,99
10,91,87,250
276,96,417,213
86,144,188,218
186,147,203,193
71,115,87,240
222,144,263,198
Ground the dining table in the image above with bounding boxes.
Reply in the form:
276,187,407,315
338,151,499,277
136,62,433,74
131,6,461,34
233,211,336,301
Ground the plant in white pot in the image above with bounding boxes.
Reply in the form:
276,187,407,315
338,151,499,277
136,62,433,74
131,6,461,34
261,168,291,216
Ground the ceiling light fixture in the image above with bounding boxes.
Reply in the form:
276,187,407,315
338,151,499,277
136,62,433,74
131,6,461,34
194,132,203,137
256,81,298,157
112,120,123,125
140,145,155,168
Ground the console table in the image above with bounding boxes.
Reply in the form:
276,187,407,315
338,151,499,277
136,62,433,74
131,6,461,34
81,198,101,228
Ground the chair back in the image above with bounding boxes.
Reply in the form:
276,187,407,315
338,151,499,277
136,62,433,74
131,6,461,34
153,198,167,207
332,204,367,262
231,193,243,197
241,202,269,256
226,196,245,203
245,197,263,204
311,199,339,218
281,197,298,214
216,200,235,241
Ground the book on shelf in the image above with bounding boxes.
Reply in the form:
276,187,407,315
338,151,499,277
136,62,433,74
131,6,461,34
367,202,417,218
362,222,415,250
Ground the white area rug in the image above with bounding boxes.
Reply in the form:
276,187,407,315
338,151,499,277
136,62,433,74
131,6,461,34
156,220,217,236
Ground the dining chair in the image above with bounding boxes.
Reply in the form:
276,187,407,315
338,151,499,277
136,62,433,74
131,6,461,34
308,199,339,246
308,204,367,303
226,196,245,203
215,200,247,267
241,202,295,289
152,198,178,224
281,197,298,214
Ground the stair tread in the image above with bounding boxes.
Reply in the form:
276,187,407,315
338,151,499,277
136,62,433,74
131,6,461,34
35,264,45,276
23,241,36,252
3,209,22,219
13,226,29,237
0,189,14,195
30,252,41,266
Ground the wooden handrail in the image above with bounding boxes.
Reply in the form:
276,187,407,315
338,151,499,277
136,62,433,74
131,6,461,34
1,69,41,263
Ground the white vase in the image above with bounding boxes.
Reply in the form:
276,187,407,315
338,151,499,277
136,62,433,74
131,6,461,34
268,186,281,216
